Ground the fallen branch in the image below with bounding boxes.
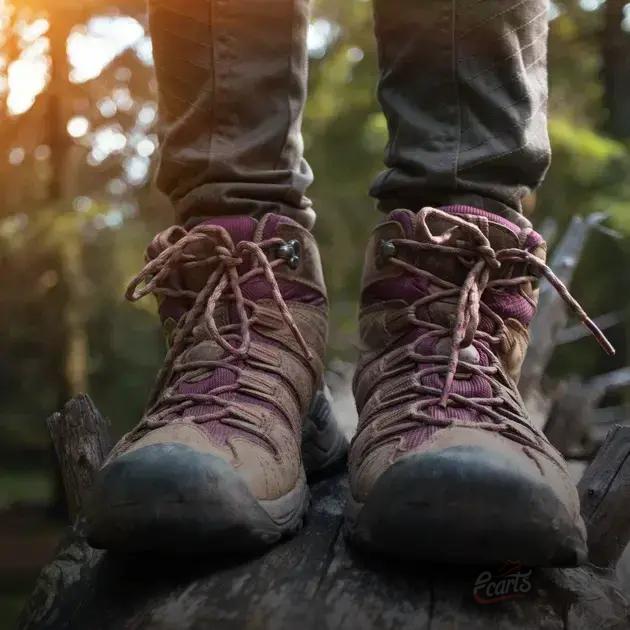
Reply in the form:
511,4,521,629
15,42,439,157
578,425,630,568
46,394,112,519
520,213,606,399
545,368,630,458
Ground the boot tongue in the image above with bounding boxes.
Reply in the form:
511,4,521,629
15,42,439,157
384,206,542,335
148,216,258,332
151,213,306,342
182,216,258,292
389,205,542,284
179,214,302,292
197,215,258,245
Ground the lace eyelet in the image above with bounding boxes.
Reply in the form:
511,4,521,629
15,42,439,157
380,239,397,259
277,239,301,269
376,239,397,269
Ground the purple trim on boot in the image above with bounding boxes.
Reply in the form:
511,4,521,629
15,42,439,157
389,209,415,237
440,205,543,249
362,276,430,305
440,205,520,236
197,215,258,244
159,214,325,324
387,206,543,250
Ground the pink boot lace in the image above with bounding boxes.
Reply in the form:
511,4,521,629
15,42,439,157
123,223,311,447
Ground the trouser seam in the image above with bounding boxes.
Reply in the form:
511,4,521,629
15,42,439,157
207,0,216,200
459,93,548,165
373,1,398,187
274,1,296,172
452,0,462,196
466,25,548,81
457,6,548,64
459,0,530,39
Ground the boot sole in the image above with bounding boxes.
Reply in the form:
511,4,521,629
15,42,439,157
345,447,587,567
85,444,309,553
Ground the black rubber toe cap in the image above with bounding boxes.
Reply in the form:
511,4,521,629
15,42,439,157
348,446,587,567
85,444,282,553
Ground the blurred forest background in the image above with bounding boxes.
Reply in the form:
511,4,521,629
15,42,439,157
1,0,630,626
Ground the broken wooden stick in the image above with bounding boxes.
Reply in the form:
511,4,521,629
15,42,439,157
520,213,607,400
578,425,630,568
545,368,630,458
46,394,112,519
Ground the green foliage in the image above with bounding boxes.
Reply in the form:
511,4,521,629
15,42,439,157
550,118,624,174
539,118,630,226
0,471,52,511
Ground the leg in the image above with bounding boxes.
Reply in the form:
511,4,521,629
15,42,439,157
348,0,612,565
150,0,315,228
85,0,347,553
371,0,550,223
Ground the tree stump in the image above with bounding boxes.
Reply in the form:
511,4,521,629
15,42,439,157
19,396,630,630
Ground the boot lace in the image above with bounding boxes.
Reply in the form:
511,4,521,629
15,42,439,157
123,223,311,447
378,207,614,447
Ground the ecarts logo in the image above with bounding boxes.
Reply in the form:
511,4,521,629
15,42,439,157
473,561,532,604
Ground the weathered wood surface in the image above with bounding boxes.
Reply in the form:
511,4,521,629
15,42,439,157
46,395,112,520
546,369,630,459
19,397,630,630
18,474,630,630
579,426,630,568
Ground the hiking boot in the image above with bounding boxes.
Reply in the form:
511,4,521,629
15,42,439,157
347,206,613,566
86,214,344,553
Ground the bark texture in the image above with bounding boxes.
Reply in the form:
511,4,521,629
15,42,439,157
19,397,630,630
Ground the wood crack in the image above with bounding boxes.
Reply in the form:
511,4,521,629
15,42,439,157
314,517,344,596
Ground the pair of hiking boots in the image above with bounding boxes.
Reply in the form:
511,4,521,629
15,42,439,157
86,206,612,566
